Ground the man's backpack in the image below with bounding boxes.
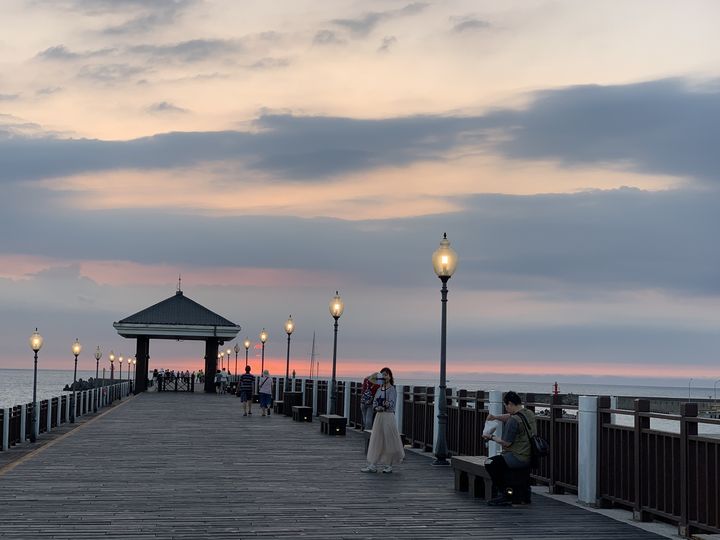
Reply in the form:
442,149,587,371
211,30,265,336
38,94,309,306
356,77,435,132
515,411,550,467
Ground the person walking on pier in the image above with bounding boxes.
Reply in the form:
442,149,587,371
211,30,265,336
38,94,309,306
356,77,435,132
360,375,380,430
483,390,535,506
362,367,404,474
238,365,255,416
258,369,273,416
214,369,222,394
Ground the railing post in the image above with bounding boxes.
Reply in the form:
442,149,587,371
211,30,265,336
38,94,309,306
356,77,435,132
610,396,618,424
395,383,404,435
633,399,650,522
2,408,9,451
432,385,441,452
33,401,40,440
20,404,27,442
488,390,503,457
46,400,52,432
548,394,564,494
678,402,698,537
312,379,318,416
343,381,351,418
64,396,70,423
578,396,599,505
596,396,611,508
57,397,62,426
275,378,281,402
326,379,332,414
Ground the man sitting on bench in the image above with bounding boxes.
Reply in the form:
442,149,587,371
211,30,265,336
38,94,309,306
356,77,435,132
482,391,535,506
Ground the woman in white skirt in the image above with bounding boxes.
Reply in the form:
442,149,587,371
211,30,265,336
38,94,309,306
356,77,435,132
362,367,405,473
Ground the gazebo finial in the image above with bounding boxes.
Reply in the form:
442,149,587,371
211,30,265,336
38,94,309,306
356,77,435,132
177,274,182,294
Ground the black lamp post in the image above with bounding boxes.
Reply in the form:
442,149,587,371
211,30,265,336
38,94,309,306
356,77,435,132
234,343,240,377
29,329,43,443
109,351,115,381
226,349,231,376
329,291,344,415
431,233,458,466
285,316,294,391
244,338,250,367
260,330,268,374
94,346,102,412
119,355,123,382
70,339,82,423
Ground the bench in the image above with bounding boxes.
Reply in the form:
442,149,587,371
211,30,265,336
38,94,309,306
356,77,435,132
319,414,347,436
273,400,284,415
451,456,494,499
292,405,313,422
283,392,304,417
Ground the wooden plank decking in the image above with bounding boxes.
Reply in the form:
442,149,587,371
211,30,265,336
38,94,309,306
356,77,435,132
0,392,666,539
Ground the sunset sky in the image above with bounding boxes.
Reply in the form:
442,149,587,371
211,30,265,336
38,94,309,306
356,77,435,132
1,1,720,386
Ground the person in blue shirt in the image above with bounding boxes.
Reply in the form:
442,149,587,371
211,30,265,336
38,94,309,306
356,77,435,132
237,365,255,416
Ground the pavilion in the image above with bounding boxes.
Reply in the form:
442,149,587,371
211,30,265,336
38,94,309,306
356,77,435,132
113,288,241,393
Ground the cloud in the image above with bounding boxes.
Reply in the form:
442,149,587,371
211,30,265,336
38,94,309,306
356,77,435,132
1,78,718,187
77,63,147,82
489,78,720,185
36,87,63,96
129,39,242,63
378,36,397,53
147,101,189,114
36,45,115,61
331,2,429,37
450,17,491,33
313,30,345,46
0,93,19,101
249,57,290,70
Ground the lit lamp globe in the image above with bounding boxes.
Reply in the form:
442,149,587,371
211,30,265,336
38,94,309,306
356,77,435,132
285,316,294,335
432,233,458,280
260,329,268,344
244,338,251,350
72,339,82,358
329,291,344,320
30,329,44,353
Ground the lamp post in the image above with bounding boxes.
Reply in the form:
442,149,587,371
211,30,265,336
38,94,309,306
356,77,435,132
285,316,294,391
226,349,232,375
260,329,268,374
218,351,223,371
119,355,123,382
109,351,115,380
29,329,43,443
94,346,102,411
70,339,82,423
244,338,251,367
128,357,134,381
431,232,458,466
329,291,344,415
234,343,239,377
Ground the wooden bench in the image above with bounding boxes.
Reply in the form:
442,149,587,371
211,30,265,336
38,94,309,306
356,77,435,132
319,414,347,436
292,405,313,422
451,456,493,499
273,401,284,415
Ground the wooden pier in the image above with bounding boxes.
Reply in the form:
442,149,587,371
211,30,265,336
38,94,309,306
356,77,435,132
0,391,667,539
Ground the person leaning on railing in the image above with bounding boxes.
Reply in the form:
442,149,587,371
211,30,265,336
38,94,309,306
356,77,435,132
482,390,536,506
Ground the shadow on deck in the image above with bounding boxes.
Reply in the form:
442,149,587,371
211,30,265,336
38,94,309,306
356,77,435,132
0,392,667,539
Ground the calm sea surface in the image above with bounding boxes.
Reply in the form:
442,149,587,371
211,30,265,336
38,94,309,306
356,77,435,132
2,369,718,434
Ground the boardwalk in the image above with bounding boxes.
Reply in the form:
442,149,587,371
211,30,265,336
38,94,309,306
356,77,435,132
0,392,666,539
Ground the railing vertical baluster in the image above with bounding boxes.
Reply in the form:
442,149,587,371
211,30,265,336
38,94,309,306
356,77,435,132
633,399,650,521
678,402,698,537
2,408,9,451
549,394,563,494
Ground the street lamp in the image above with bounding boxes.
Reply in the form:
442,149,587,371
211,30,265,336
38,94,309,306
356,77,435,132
119,355,124,381
234,343,240,377
128,356,134,380
244,338,251,367
29,328,43,443
431,232,458,466
285,316,294,391
70,339,82,423
329,291,344,415
260,329,268,374
226,348,232,375
218,351,223,370
94,346,102,411
109,351,115,380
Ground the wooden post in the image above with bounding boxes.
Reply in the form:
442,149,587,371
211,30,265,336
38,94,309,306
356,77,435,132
56,397,62,427
46,399,52,432
33,401,39,439
678,402,698,537
326,379,332,414
20,404,26,442
395,384,405,434
204,339,219,393
135,336,149,394
633,399,650,521
596,396,611,508
312,379,318,416
343,381,351,418
3,408,9,450
549,394,563,494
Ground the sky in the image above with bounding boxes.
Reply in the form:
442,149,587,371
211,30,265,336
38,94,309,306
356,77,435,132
1,0,720,388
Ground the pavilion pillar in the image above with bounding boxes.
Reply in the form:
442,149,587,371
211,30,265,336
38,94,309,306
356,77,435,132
134,336,149,394
204,338,219,393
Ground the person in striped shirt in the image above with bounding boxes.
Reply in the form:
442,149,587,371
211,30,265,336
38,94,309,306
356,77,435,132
238,365,255,416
